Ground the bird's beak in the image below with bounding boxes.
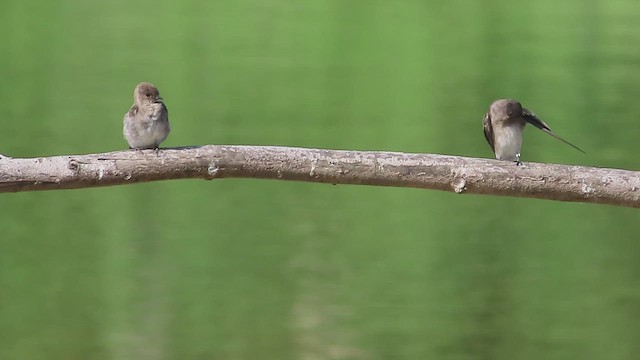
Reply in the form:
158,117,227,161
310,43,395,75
154,96,164,104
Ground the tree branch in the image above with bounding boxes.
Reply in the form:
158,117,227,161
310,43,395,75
0,145,638,208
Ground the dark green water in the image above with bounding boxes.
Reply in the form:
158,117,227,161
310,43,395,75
1,1,640,359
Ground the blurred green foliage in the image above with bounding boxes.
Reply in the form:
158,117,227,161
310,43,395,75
1,1,640,359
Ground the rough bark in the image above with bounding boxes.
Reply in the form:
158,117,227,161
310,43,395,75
0,145,638,208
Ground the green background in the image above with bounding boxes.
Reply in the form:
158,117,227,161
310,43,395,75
2,0,640,359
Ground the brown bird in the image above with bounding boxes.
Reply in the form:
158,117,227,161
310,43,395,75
123,82,170,149
483,99,584,164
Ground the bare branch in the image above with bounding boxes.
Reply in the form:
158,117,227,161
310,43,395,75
0,145,638,208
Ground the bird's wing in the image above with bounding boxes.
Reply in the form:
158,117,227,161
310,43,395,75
161,102,169,116
482,112,495,152
522,108,585,153
125,104,138,119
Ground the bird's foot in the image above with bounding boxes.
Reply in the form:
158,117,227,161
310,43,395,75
515,153,522,166
129,147,145,154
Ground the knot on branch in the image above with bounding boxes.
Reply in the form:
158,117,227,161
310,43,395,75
453,178,467,194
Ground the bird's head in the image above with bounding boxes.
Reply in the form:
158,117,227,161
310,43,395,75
134,82,163,104
491,98,523,121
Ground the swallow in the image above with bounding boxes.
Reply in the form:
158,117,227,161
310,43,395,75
483,99,584,164
123,82,170,150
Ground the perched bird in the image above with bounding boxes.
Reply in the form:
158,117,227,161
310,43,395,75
482,99,584,164
123,82,170,150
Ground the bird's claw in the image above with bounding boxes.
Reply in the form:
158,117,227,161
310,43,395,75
515,153,522,166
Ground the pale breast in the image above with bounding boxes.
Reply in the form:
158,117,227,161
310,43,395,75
493,123,523,161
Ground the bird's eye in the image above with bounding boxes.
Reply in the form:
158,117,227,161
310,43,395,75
146,93,152,97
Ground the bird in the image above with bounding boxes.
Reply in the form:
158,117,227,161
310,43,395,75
482,99,584,164
123,82,170,150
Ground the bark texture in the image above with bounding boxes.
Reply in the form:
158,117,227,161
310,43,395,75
0,146,638,208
